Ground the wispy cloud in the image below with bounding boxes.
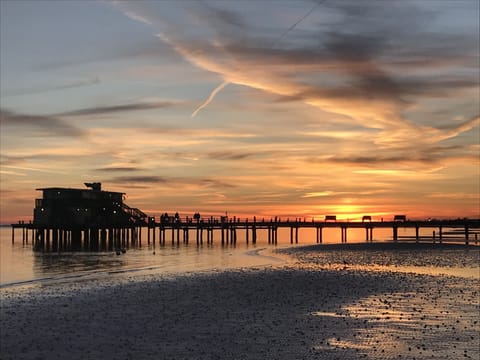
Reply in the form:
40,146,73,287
109,175,235,189
0,77,100,98
58,100,178,117
189,2,321,117
302,191,335,198
111,175,167,184
435,114,480,142
191,80,228,117
115,6,152,25
95,167,141,172
115,1,479,149
0,109,86,137
1,164,65,174
207,150,256,161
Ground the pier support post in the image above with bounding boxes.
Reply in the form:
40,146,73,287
34,229,40,250
108,228,113,250
101,228,107,250
341,227,347,243
52,228,58,252
46,228,52,251
72,229,82,251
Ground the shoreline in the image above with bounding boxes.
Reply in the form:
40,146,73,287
1,244,479,359
279,242,480,275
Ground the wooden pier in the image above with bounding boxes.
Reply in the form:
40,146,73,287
11,217,480,252
11,183,479,252
11,222,144,252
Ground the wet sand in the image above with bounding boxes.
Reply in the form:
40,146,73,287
1,244,479,359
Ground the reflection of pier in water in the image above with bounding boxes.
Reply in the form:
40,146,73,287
11,217,480,252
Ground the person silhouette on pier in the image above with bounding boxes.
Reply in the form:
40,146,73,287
193,212,201,223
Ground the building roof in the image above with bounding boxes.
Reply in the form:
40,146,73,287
35,187,125,195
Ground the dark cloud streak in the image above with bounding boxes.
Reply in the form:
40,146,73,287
112,176,166,184
58,101,177,117
207,151,256,161
0,109,86,137
0,77,100,98
308,143,474,167
110,175,235,189
95,167,141,172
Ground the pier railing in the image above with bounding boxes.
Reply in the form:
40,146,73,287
11,216,480,252
120,203,148,226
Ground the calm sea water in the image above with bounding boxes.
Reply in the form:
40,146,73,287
1,225,477,287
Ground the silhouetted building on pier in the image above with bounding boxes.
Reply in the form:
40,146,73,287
34,182,148,228
10,183,479,252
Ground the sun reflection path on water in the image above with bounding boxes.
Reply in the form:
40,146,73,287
284,244,480,359
310,282,479,359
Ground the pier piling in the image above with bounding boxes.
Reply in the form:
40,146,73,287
10,217,480,252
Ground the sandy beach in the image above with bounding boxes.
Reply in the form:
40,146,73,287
1,243,479,359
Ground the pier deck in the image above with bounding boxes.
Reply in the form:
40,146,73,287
11,217,480,251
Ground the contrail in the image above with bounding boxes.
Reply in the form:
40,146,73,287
272,2,321,48
191,1,324,118
191,81,229,118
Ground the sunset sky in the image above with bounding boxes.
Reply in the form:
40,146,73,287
1,0,479,223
